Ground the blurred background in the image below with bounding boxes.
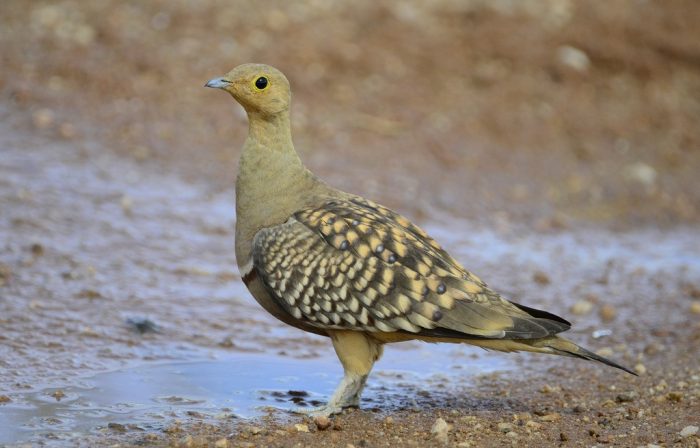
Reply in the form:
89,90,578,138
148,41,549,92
2,0,699,227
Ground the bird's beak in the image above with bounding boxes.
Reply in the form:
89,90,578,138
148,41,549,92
205,77,232,89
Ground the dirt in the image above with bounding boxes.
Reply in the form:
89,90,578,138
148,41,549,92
1,0,700,447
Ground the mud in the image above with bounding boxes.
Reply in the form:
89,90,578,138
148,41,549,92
1,1,700,447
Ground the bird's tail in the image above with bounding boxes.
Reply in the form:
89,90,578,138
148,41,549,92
529,336,637,375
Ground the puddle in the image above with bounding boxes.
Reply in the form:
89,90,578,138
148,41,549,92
0,344,508,445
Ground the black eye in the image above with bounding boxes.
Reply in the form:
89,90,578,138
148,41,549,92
255,77,268,89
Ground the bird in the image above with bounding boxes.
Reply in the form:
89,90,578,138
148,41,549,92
205,63,635,417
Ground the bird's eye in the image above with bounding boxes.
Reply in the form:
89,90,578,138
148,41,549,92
255,77,268,90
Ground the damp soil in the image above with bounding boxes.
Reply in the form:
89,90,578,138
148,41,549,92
2,1,700,447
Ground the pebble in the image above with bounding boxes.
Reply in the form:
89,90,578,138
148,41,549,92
294,423,310,433
616,391,637,403
557,45,591,72
431,417,450,444
107,422,127,433
540,384,560,394
525,420,542,430
634,363,647,375
59,122,77,139
0,395,11,403
505,431,518,439
599,304,617,322
384,416,394,426
533,271,550,285
624,162,657,187
690,301,700,315
539,413,561,422
214,438,228,448
570,300,593,315
497,422,513,433
33,108,55,129
680,425,699,438
667,391,683,402
314,415,331,430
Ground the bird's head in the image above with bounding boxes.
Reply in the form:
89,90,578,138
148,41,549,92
205,63,291,117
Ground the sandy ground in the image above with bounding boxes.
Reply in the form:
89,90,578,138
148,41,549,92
1,0,700,447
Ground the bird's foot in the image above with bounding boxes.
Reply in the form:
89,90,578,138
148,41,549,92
291,403,345,417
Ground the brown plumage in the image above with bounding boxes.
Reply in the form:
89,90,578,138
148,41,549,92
206,63,634,416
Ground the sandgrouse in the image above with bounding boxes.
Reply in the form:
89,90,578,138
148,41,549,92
205,63,634,416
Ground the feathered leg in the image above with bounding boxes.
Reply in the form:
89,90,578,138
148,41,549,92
294,331,383,416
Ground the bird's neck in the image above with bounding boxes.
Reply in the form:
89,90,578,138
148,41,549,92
246,111,293,149
234,111,326,267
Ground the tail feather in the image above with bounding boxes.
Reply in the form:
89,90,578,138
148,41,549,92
537,337,637,376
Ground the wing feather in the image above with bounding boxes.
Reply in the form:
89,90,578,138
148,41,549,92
251,197,570,339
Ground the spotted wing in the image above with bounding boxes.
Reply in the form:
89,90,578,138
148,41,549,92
251,197,569,339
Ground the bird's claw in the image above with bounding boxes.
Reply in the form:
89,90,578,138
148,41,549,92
291,404,344,417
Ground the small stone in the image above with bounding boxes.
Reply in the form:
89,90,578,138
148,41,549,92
59,122,77,139
666,391,683,402
596,434,611,444
505,431,518,439
680,426,699,438
497,422,513,433
314,415,331,430
249,426,263,435
599,304,617,322
624,162,657,187
557,45,590,72
571,300,593,315
120,195,133,214
33,108,55,129
533,271,550,285
431,417,450,444
634,363,647,375
539,413,561,422
214,438,229,448
52,390,65,401
294,423,309,433
560,432,569,441
0,395,11,403
384,416,394,426
615,391,637,403
525,420,542,430
644,343,662,356
30,243,44,256
690,301,700,315
540,384,560,394
107,422,127,432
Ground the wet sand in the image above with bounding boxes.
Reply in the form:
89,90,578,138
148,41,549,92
1,1,700,446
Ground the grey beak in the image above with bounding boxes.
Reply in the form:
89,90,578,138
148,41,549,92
205,77,231,89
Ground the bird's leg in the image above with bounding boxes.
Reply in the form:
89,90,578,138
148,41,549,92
293,331,383,417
